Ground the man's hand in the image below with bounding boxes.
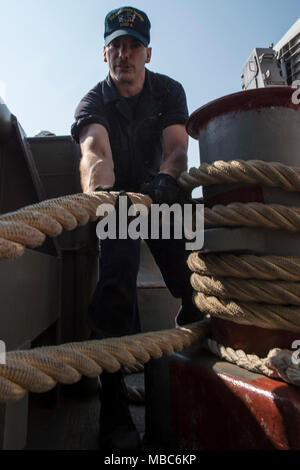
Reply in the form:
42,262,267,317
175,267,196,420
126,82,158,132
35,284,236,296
93,185,114,192
159,124,188,179
141,173,188,205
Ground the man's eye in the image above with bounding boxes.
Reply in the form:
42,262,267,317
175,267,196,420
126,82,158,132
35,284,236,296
131,41,142,48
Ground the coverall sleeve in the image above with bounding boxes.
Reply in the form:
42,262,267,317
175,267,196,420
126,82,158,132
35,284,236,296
161,80,189,130
71,85,109,143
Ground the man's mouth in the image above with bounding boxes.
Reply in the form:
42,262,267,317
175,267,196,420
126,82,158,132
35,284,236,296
116,64,132,70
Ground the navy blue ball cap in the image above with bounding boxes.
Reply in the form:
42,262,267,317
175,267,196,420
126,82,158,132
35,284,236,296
104,6,151,47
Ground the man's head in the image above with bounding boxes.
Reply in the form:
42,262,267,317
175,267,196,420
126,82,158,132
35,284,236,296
103,7,152,88
104,6,151,47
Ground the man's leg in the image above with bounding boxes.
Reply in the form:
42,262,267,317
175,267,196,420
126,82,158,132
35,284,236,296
88,237,142,451
146,237,202,326
88,237,141,338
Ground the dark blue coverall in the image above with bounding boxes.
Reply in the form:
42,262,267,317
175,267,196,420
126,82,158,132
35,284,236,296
71,69,200,338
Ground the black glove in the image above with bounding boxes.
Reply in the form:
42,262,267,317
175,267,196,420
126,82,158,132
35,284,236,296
141,174,188,205
94,185,114,192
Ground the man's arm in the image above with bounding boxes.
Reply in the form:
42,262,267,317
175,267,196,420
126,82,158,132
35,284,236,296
79,123,115,193
159,124,188,179
140,123,188,204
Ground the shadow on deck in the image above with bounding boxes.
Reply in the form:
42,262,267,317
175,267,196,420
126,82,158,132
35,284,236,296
25,373,145,451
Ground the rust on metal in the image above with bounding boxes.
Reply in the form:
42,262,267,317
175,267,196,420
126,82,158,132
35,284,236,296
170,358,300,450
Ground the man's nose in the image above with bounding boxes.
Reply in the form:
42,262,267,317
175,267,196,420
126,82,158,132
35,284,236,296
118,44,130,59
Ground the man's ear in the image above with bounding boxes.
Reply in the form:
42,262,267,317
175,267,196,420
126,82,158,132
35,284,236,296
103,46,107,63
145,47,152,64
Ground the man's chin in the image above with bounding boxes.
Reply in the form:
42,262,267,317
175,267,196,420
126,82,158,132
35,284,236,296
115,73,134,85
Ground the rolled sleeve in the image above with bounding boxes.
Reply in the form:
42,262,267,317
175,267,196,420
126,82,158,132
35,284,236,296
71,85,109,143
161,81,189,130
71,115,109,143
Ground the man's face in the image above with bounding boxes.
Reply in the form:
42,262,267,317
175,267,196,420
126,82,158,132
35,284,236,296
103,35,152,85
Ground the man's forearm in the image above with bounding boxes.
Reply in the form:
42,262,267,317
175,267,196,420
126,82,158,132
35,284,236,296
78,123,115,193
159,148,188,180
80,151,115,192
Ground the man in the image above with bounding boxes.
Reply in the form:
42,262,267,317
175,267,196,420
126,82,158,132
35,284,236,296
71,6,200,451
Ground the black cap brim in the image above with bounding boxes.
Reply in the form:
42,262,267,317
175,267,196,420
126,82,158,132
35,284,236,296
104,29,149,47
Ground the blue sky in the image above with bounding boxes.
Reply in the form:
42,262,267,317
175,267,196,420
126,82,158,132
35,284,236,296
1,0,299,170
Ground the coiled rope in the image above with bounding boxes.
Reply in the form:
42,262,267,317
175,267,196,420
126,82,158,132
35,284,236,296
183,160,300,388
178,159,300,193
205,203,300,232
190,262,300,331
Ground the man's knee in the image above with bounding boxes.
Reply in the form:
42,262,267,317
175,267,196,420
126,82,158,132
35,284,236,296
100,238,141,271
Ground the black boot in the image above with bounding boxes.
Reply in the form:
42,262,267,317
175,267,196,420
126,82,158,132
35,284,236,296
175,304,205,327
98,370,142,452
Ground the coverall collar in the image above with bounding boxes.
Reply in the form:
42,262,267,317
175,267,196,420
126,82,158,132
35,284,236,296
102,68,152,105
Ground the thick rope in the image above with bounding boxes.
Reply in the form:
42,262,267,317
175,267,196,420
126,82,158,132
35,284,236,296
207,339,275,376
0,222,46,248
188,253,300,281
191,274,300,306
0,238,25,260
3,201,300,261
205,202,300,232
0,321,209,403
188,251,300,332
188,227,300,384
0,191,152,260
194,292,300,332
188,237,300,386
206,339,300,387
178,159,300,193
